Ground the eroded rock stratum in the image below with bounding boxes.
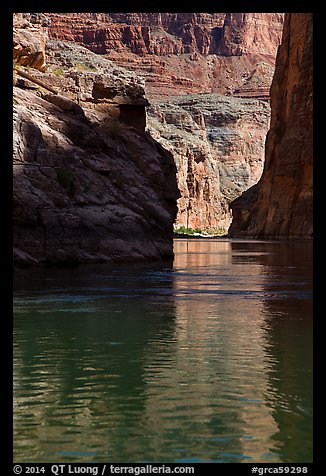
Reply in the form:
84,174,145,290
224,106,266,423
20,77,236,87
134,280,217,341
147,95,270,230
47,13,284,98
46,12,284,231
13,14,179,267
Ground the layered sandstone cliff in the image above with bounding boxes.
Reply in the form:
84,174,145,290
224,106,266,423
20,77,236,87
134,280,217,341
47,13,284,98
13,12,288,255
147,94,270,230
13,18,179,267
229,13,313,239
47,13,283,57
45,12,283,232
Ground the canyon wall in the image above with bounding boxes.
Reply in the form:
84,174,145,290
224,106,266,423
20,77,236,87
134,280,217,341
14,12,287,248
148,94,270,230
13,15,179,267
46,12,283,230
229,13,313,239
47,13,284,98
47,13,283,57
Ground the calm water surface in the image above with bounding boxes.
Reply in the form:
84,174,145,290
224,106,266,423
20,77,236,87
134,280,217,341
13,239,313,463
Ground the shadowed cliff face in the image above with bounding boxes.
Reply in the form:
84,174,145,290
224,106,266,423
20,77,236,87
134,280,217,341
229,13,313,239
13,87,179,267
13,16,180,268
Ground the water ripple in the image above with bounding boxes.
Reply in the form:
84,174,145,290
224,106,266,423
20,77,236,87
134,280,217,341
13,239,313,463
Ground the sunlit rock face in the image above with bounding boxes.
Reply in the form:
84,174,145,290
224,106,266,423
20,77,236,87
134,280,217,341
147,94,270,230
13,13,50,71
42,12,285,231
13,27,179,267
47,13,284,99
45,12,284,231
229,13,313,239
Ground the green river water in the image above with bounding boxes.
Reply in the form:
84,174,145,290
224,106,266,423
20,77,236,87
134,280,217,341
13,239,313,463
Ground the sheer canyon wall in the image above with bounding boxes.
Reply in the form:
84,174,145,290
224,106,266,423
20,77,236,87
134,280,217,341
229,13,313,239
148,94,270,230
46,13,284,230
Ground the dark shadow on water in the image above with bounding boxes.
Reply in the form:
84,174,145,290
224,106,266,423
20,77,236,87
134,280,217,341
14,260,178,461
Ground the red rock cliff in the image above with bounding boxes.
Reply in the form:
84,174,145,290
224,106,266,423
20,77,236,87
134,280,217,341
229,13,313,239
45,12,284,231
48,13,282,56
47,13,284,98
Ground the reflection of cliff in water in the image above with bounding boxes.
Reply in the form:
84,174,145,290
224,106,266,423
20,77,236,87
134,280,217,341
170,240,281,461
229,240,313,462
257,242,313,462
167,239,312,461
